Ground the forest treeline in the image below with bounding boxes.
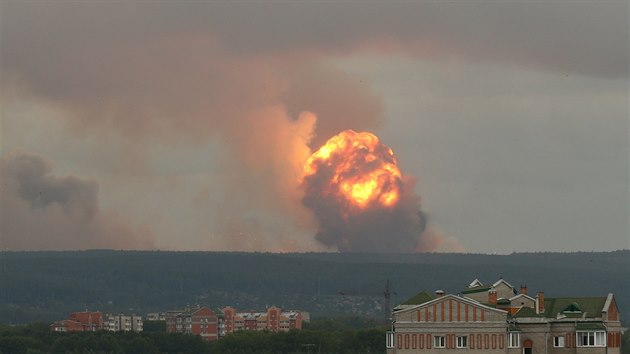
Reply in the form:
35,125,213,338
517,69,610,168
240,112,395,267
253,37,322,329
1,322,629,354
0,321,386,354
1,250,628,324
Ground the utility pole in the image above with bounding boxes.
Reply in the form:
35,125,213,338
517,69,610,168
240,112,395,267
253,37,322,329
384,279,392,322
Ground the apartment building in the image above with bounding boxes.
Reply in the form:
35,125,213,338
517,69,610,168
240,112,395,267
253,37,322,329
146,312,166,321
221,306,303,335
387,278,622,354
104,313,143,332
165,306,218,341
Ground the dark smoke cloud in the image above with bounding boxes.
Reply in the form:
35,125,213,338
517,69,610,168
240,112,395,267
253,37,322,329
0,151,154,250
305,184,427,253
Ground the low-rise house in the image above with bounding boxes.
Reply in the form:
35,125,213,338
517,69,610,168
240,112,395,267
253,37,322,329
50,311,103,332
50,319,84,332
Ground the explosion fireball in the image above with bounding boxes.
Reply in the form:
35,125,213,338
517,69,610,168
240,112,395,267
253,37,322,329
302,130,426,252
303,130,402,210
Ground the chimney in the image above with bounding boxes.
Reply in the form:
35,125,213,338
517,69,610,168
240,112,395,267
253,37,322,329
488,290,498,305
536,292,545,314
520,284,528,295
435,290,445,298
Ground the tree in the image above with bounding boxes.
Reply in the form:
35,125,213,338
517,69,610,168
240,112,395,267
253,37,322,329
143,320,166,333
621,330,629,354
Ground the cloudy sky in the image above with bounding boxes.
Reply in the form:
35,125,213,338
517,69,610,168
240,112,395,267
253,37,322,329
1,1,627,253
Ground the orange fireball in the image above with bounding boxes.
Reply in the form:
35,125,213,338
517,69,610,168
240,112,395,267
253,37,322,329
303,130,402,209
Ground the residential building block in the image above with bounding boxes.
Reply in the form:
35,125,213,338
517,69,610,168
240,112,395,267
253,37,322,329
221,306,303,335
104,313,143,332
165,306,218,341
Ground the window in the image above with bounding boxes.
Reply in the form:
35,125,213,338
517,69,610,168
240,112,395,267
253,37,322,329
508,332,520,348
434,335,446,348
457,336,468,348
553,336,565,347
577,331,606,347
386,332,395,349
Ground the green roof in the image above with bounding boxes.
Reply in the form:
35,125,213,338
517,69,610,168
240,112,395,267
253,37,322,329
543,297,607,319
513,307,541,318
462,286,491,294
401,291,434,305
562,302,582,313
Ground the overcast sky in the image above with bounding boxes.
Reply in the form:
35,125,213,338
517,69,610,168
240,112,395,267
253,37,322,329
1,1,628,253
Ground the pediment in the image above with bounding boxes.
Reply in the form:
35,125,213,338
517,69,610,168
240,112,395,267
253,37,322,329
509,293,535,302
468,278,484,288
393,294,508,323
396,294,507,316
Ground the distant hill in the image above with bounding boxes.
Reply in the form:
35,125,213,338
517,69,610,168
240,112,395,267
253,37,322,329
1,250,628,325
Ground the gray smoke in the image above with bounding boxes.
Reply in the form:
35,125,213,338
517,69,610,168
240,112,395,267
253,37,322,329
0,151,154,250
304,186,427,252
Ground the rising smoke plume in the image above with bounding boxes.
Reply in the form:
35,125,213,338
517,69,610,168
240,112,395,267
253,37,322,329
0,31,385,250
0,151,154,250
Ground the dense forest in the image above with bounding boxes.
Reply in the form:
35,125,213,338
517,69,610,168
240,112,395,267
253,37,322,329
1,321,629,354
1,250,628,325
0,320,386,354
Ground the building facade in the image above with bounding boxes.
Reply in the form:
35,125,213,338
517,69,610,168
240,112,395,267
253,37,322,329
104,313,143,332
146,312,166,321
165,306,218,341
221,306,303,335
387,279,622,354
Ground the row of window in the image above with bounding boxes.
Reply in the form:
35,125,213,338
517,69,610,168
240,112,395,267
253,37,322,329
532,331,605,348
386,333,499,350
387,331,607,349
433,335,468,348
